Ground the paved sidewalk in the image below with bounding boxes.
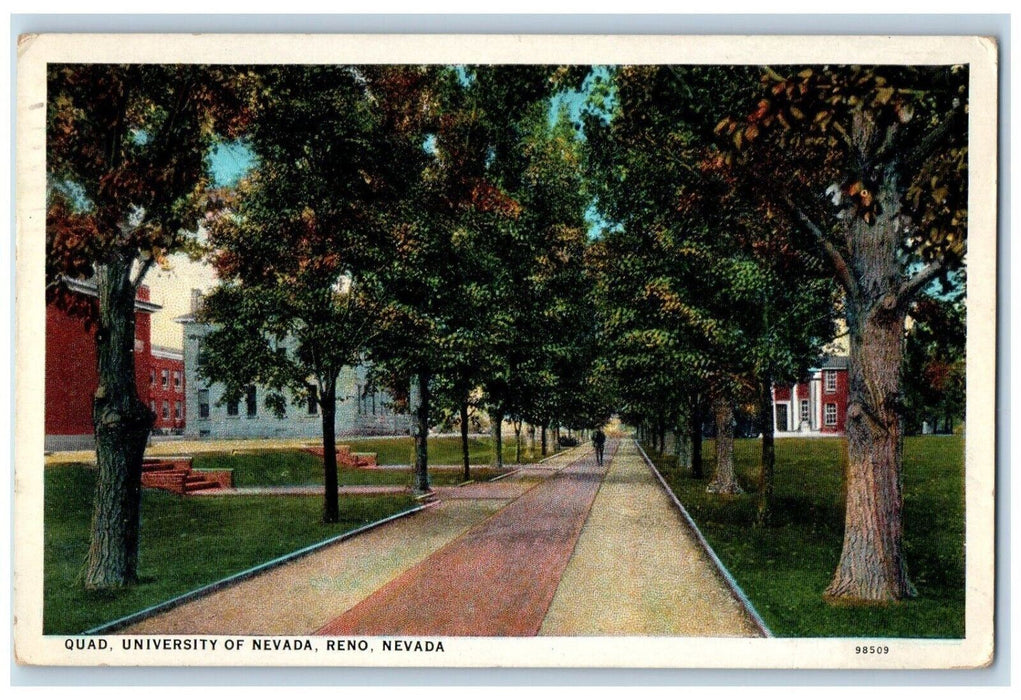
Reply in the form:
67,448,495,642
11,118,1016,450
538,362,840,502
316,443,616,636
122,448,582,635
120,441,762,638
539,440,763,636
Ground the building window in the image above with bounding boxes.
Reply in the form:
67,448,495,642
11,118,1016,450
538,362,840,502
226,398,240,417
161,369,169,389
161,400,170,420
800,399,810,423
307,384,318,415
149,400,156,415
824,403,838,426
198,389,210,419
173,371,182,391
824,370,837,393
174,401,182,420
149,369,156,387
246,385,257,418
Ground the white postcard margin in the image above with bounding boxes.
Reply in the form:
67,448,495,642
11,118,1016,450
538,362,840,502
14,33,999,669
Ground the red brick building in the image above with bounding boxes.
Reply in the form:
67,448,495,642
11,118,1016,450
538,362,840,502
148,345,186,435
771,356,849,436
45,280,162,451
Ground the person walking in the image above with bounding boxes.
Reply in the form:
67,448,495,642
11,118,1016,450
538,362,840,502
592,428,606,467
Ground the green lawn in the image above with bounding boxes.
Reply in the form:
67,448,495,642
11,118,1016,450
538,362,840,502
646,435,965,638
44,464,417,634
192,435,540,487
339,435,544,468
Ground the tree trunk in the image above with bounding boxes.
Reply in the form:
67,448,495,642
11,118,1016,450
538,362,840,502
490,408,504,468
85,260,153,589
707,393,742,494
513,419,522,464
460,401,471,482
690,399,704,479
540,424,548,456
757,379,775,527
320,374,340,523
826,131,914,602
675,412,692,472
410,373,431,494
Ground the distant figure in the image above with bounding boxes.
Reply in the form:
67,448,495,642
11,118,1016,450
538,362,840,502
592,428,606,466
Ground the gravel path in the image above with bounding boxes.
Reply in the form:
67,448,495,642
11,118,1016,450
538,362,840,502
539,439,764,637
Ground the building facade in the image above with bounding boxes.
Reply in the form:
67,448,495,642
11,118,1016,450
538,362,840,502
45,281,161,451
771,356,849,436
177,313,410,439
148,345,186,435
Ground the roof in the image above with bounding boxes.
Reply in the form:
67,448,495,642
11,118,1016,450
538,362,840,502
62,278,162,314
151,345,184,360
816,355,849,370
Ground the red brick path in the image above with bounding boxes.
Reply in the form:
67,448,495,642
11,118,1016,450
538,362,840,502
316,441,617,636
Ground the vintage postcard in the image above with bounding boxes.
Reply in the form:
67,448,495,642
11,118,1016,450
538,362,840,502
14,33,998,669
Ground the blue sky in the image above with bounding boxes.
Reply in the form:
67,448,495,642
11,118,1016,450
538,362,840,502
209,141,256,187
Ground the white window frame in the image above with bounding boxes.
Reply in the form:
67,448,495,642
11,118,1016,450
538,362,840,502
800,399,810,423
161,369,169,389
824,370,837,394
824,403,838,426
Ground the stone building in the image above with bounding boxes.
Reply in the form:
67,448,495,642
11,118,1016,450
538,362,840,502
176,307,409,440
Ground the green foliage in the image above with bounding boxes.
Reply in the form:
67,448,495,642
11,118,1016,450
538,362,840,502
200,66,430,411
902,292,966,434
585,66,837,437
46,64,257,292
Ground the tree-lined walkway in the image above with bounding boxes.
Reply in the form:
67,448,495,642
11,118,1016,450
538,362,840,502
121,440,763,637
540,440,764,636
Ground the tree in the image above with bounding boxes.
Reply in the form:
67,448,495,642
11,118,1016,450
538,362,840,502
46,65,254,588
723,65,968,601
901,289,966,435
584,65,836,500
200,66,433,519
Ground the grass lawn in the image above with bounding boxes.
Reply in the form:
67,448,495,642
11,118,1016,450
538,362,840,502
44,464,417,634
192,435,541,487
646,435,965,638
340,435,544,468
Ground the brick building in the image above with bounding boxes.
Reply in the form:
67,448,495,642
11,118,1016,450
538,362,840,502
45,280,161,451
771,356,849,436
148,345,186,435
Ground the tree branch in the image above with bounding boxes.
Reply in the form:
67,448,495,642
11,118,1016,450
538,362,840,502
896,259,946,308
130,255,156,289
780,195,859,299
903,108,964,173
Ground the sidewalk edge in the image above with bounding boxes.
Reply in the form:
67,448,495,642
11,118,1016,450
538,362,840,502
635,440,774,638
83,500,438,636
